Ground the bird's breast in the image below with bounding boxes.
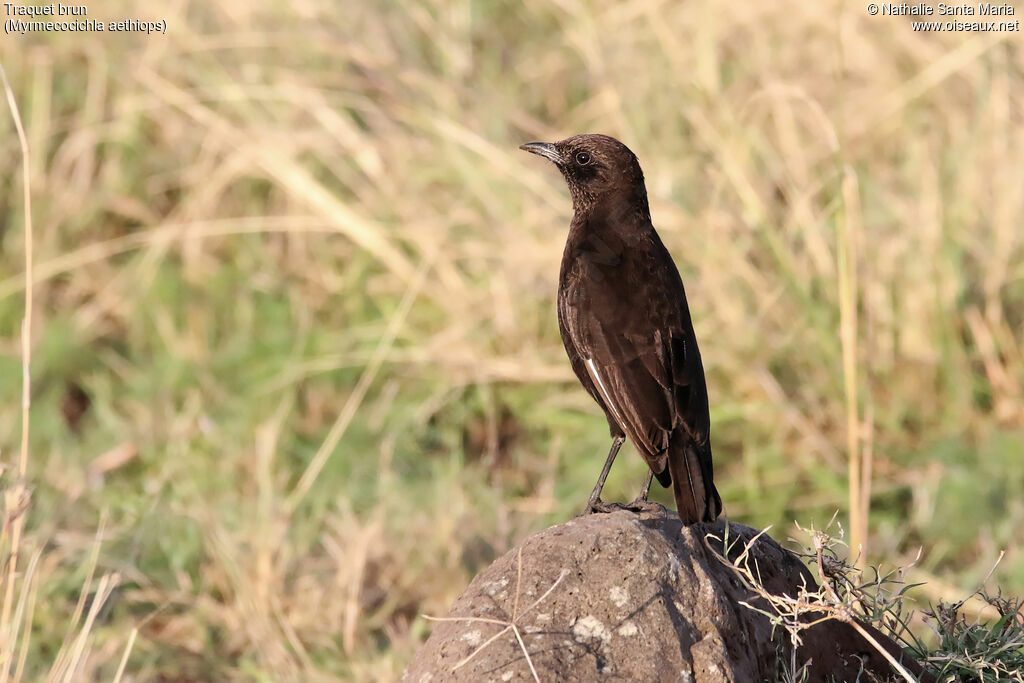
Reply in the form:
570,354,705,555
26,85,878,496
558,223,687,345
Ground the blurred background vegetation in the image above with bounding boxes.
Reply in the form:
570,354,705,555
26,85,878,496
1,0,1022,679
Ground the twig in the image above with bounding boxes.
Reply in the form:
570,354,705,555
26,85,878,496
706,524,917,682
513,548,523,620
846,619,916,683
511,623,540,683
423,548,568,682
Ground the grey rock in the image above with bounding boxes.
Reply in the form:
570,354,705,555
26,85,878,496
405,505,930,682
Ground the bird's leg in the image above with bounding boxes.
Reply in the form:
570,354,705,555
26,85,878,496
626,470,660,512
585,435,624,513
637,470,654,501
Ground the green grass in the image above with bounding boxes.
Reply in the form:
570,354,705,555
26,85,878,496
2,0,1023,679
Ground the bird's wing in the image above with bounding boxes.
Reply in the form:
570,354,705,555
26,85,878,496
569,317,676,475
627,242,710,449
562,283,708,459
655,326,709,447
582,315,716,521
557,295,626,438
590,324,706,441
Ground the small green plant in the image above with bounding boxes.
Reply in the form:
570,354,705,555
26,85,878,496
710,518,1023,682
709,518,921,681
910,589,1024,682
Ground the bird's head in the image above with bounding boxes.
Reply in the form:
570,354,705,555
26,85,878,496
519,134,649,218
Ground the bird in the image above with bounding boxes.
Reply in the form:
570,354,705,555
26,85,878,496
520,134,722,525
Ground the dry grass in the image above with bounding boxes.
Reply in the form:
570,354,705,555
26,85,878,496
423,547,570,682
707,520,918,682
0,0,1023,679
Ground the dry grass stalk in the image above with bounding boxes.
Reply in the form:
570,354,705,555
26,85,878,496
423,547,570,683
836,166,864,565
0,58,33,683
705,521,916,682
1,58,119,683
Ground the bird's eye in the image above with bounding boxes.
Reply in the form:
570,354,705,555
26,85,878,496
574,151,592,165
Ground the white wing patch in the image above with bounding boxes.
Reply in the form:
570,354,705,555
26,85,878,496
585,358,626,430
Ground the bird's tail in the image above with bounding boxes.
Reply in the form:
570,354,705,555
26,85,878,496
667,440,721,525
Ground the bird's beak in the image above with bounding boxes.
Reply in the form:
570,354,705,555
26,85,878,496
519,141,563,165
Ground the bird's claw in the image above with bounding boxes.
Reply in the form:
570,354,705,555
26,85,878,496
583,498,660,516
624,498,661,514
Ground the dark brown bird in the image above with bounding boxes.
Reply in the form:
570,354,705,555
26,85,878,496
521,134,722,525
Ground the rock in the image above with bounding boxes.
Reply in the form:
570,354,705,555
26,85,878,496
404,505,931,682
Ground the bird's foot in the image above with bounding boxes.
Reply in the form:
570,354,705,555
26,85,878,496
623,498,662,514
583,498,615,515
